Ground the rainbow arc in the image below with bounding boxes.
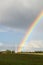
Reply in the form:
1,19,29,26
18,11,43,52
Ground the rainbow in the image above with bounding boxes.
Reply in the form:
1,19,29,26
18,11,43,52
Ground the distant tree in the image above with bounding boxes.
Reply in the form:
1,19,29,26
0,51,3,54
5,50,11,54
35,51,43,53
11,51,15,54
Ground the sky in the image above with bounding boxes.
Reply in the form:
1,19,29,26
0,0,43,52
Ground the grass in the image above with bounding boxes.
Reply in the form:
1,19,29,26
0,53,43,65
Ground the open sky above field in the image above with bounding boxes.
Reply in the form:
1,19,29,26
0,0,43,52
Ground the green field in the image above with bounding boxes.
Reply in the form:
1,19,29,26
0,54,43,65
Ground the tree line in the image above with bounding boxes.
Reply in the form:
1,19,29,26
0,50,43,54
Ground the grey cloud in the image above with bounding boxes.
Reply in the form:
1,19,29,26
0,0,43,30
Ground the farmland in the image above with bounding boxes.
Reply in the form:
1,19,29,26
0,53,43,65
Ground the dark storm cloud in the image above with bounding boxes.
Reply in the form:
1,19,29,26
0,0,43,30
